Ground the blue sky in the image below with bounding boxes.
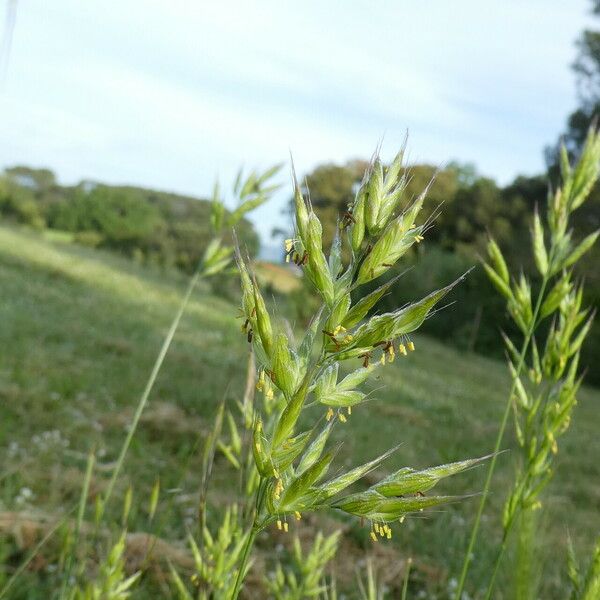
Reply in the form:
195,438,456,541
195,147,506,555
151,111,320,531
0,0,594,241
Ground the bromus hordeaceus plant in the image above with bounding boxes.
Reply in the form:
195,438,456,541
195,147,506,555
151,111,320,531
455,127,600,600
169,505,253,600
226,143,491,599
67,533,141,600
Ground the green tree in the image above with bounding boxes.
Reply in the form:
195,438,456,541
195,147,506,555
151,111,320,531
4,166,56,192
0,174,46,229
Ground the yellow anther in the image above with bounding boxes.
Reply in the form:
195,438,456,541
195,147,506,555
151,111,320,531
283,522,289,532
408,341,415,352
552,439,558,454
380,353,386,366
370,531,378,542
294,511,302,521
532,501,542,510
256,371,265,391
273,468,279,478
274,478,284,500
266,387,274,400
374,523,380,534
347,406,352,415
326,407,334,421
285,254,291,263
339,413,347,423
284,239,294,252
387,345,395,362
379,526,385,537
387,529,392,539
400,516,405,524
399,343,407,356
415,234,424,243
277,519,282,530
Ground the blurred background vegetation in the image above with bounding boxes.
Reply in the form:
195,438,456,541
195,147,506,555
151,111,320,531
3,3,600,385
1,1,600,598
0,167,259,273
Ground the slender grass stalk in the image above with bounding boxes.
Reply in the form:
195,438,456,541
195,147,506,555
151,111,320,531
0,507,75,599
401,557,412,600
100,269,203,518
198,395,227,536
231,528,258,600
231,477,265,600
483,490,536,599
59,449,95,599
454,276,548,599
484,537,508,600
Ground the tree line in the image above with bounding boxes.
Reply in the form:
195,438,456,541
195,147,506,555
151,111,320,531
0,166,259,273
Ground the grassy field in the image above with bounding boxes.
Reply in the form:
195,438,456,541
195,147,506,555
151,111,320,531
0,224,598,598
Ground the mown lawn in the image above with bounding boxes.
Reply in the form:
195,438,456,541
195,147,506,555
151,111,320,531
0,225,598,598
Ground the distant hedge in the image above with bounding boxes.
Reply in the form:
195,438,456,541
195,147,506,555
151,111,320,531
0,166,259,273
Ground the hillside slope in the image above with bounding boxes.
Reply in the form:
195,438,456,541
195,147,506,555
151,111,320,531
0,225,598,598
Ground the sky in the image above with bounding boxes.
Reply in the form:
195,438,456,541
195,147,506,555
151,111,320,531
0,0,595,243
